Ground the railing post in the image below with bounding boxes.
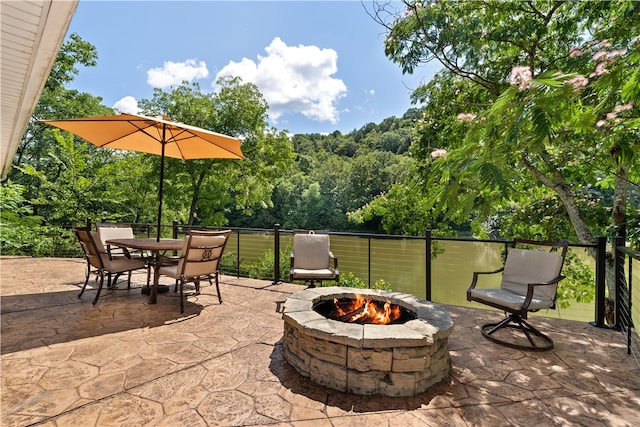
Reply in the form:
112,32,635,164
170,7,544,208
614,236,625,330
236,229,241,278
86,218,92,230
172,221,178,239
628,255,633,355
273,224,281,284
592,236,607,327
426,229,432,301
368,236,371,289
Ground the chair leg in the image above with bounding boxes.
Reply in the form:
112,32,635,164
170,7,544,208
215,273,222,304
481,313,553,351
79,269,91,298
179,279,185,313
92,273,105,305
110,272,124,289
80,260,97,297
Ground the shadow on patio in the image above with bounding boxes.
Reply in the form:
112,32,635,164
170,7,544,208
1,256,638,426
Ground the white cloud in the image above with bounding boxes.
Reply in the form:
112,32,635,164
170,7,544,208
215,37,347,124
147,59,209,88
113,96,139,114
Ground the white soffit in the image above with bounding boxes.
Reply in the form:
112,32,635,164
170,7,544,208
1,0,78,180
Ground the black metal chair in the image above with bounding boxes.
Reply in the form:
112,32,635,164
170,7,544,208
74,227,147,305
158,229,231,313
467,239,569,351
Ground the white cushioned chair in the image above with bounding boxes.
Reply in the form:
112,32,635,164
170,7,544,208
467,239,568,351
96,223,151,288
290,230,339,287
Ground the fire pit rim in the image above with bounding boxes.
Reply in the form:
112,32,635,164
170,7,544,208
282,287,454,349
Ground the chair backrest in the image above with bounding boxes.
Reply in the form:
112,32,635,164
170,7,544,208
89,231,112,266
292,231,331,270
96,225,135,257
74,228,105,270
178,230,231,278
501,242,567,305
96,225,134,242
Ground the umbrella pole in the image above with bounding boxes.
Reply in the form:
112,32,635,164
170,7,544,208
156,126,166,241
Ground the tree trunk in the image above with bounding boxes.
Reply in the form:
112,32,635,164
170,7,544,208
187,168,207,227
519,155,595,245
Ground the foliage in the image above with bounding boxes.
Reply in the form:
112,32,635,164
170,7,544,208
0,181,43,226
337,272,366,288
10,33,113,208
243,244,291,281
137,78,296,227
0,225,79,258
365,0,639,253
557,251,596,309
372,279,393,291
334,272,393,291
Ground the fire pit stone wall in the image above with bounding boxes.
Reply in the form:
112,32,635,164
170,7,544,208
282,287,453,397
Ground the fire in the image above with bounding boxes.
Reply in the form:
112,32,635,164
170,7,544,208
333,294,401,325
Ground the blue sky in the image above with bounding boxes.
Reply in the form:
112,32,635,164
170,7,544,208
66,0,441,134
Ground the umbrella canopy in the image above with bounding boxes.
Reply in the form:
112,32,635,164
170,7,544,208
42,113,244,240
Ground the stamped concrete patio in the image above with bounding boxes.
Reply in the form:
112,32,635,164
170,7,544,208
1,256,639,426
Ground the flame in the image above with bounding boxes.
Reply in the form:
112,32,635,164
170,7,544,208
333,294,401,325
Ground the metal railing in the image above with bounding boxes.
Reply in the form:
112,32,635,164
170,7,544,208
78,220,613,327
614,237,639,363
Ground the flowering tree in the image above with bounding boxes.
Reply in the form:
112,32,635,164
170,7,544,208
363,0,639,307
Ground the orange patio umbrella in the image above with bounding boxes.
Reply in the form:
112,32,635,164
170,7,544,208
42,113,244,240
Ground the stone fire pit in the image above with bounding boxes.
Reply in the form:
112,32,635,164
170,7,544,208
282,287,453,397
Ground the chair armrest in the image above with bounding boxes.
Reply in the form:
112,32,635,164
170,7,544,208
523,275,565,309
467,267,504,290
329,251,338,271
159,254,183,266
108,245,135,259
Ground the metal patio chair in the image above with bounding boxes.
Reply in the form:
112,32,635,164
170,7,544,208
74,227,147,305
466,239,569,351
158,229,231,313
290,230,339,287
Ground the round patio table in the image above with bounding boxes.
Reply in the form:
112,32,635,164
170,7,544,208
106,238,184,304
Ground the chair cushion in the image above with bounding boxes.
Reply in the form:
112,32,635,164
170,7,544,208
97,226,135,258
158,264,179,279
501,248,563,305
108,258,146,274
468,288,552,311
293,233,330,270
292,268,336,280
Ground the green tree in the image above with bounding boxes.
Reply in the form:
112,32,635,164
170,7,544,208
6,34,116,226
137,77,295,227
368,0,639,304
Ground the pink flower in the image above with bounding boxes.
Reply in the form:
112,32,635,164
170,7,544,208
569,47,582,58
607,49,627,58
509,66,532,91
614,103,633,112
431,148,447,158
566,75,589,90
596,120,606,128
590,61,610,77
456,113,477,122
592,50,608,61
